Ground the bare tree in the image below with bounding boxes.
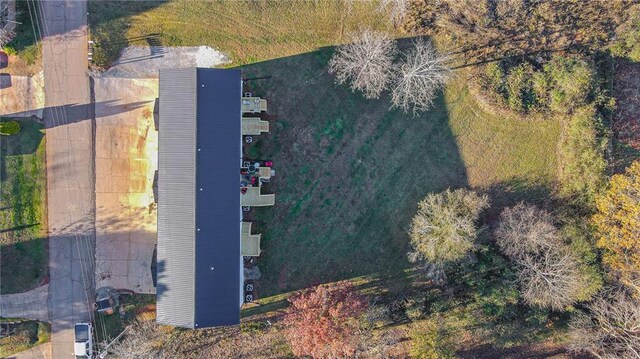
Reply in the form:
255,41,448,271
495,203,560,258
409,188,489,266
329,29,397,99
0,0,16,48
391,39,451,114
107,320,168,359
516,247,588,310
569,289,640,359
495,203,591,310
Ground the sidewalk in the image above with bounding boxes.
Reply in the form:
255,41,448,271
5,343,51,359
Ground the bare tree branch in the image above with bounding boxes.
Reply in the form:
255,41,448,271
329,29,397,99
495,203,591,310
569,289,640,359
107,320,168,359
391,39,451,114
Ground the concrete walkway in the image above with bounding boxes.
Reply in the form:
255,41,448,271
0,285,49,322
40,1,95,358
6,343,51,359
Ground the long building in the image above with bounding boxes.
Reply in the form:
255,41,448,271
156,68,243,328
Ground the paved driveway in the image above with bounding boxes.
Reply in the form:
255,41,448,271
94,77,158,293
0,285,49,322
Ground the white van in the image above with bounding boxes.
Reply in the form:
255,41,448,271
74,323,94,358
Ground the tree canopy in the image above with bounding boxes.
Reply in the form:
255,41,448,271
593,160,640,294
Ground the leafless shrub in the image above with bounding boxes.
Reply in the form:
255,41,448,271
378,0,409,27
495,203,591,310
108,320,169,359
329,29,397,99
569,289,640,359
391,39,451,114
0,28,14,48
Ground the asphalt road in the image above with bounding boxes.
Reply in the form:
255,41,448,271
39,1,96,358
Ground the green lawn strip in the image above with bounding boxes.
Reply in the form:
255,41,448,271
0,320,50,358
0,118,48,294
88,0,395,67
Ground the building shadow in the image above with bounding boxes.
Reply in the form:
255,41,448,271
0,73,11,89
1,100,151,129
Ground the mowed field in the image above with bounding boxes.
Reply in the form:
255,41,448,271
0,118,48,294
241,50,560,297
89,0,394,66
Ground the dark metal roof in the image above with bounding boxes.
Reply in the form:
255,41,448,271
157,68,241,329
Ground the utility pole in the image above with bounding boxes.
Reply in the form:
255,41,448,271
98,326,128,359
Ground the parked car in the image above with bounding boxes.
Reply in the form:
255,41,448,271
74,323,93,358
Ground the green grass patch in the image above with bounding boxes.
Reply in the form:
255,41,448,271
239,49,559,298
88,0,395,67
0,118,48,294
0,320,50,358
94,294,156,343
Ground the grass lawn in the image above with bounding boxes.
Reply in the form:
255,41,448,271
0,320,50,358
88,0,394,67
240,48,560,297
0,118,48,294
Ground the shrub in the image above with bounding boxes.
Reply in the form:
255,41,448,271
481,55,595,115
505,62,537,113
610,6,640,61
558,105,608,207
283,282,367,358
409,319,455,359
0,120,21,135
2,46,17,55
544,56,594,114
484,62,505,95
409,188,489,265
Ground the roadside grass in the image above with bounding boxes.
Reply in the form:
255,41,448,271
239,49,560,298
0,118,48,294
94,294,156,344
2,1,42,76
88,0,395,67
0,320,50,358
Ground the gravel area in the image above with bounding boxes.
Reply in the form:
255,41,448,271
100,46,231,78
